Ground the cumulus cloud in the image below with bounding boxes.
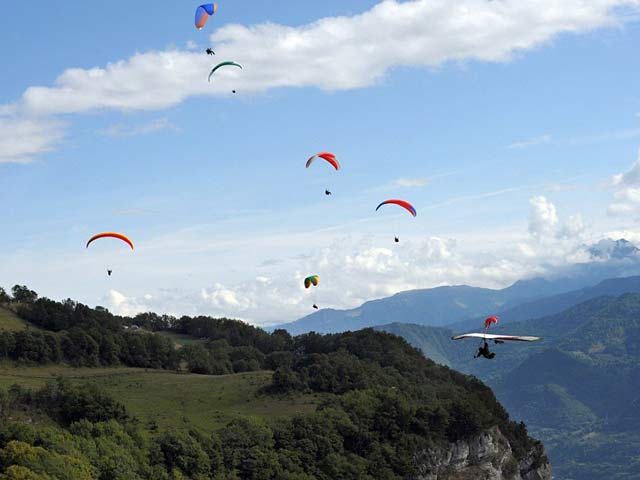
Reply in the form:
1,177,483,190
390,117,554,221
102,227,592,326
528,196,559,238
0,117,65,164
608,149,640,216
0,0,635,163
528,195,585,240
9,0,636,117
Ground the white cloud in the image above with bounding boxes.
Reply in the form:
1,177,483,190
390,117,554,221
101,227,592,325
605,229,640,244
186,40,198,51
507,134,553,150
97,117,180,138
0,117,65,164
608,149,640,216
528,196,559,238
0,0,634,164
528,195,585,240
7,0,636,117
393,178,430,187
559,214,586,238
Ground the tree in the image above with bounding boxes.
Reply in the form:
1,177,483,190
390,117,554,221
0,287,10,304
11,286,38,304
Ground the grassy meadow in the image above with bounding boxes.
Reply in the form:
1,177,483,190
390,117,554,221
0,365,318,432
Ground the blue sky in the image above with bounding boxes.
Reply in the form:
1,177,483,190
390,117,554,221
1,0,640,325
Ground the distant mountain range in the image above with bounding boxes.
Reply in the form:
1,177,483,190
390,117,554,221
277,238,640,335
378,290,640,480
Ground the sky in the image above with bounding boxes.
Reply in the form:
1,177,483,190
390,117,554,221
1,0,640,326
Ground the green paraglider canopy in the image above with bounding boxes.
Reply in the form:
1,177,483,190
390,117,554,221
208,61,243,82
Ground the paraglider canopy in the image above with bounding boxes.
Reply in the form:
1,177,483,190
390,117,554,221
376,199,417,217
304,275,319,289
484,316,499,330
195,4,217,30
86,232,134,250
208,61,243,82
306,152,339,171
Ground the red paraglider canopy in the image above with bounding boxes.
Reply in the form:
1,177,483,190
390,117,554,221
306,152,340,171
484,316,499,330
86,232,134,250
376,199,417,217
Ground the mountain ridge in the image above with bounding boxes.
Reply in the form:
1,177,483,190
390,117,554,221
277,240,640,335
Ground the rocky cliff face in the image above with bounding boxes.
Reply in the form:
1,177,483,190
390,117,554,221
412,426,552,480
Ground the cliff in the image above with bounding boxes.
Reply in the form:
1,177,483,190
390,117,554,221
413,426,552,480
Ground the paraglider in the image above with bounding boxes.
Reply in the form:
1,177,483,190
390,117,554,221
306,152,340,171
206,48,215,55
195,4,217,30
304,275,320,309
484,315,499,330
376,200,415,242
375,199,417,217
86,232,134,250
208,61,243,82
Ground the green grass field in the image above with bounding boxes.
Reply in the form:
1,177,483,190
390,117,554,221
0,365,318,432
0,306,33,332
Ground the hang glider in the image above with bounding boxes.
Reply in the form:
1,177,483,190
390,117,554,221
452,333,541,342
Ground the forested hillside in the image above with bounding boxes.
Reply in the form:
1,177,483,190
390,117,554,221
380,293,640,479
0,285,548,479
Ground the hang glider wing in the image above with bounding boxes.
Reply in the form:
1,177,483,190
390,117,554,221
451,333,541,342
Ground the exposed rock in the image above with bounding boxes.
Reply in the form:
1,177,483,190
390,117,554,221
412,426,551,480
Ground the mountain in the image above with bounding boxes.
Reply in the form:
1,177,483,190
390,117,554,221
378,293,640,479
280,284,519,335
278,240,640,335
449,274,640,332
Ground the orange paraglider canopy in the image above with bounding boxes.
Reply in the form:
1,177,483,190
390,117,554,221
86,232,134,250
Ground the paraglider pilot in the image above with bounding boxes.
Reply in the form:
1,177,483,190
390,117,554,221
313,304,319,310
475,340,496,359
107,270,112,277
206,48,215,55
325,190,332,196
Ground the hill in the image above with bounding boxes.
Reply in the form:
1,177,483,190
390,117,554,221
0,305,35,332
379,293,640,479
0,287,550,479
0,365,317,432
